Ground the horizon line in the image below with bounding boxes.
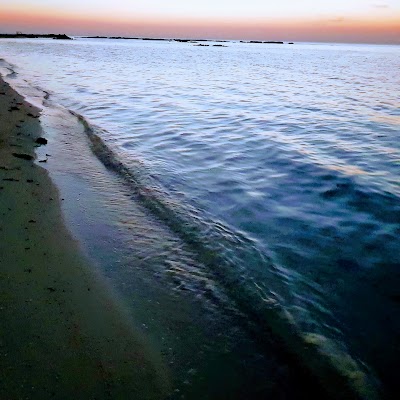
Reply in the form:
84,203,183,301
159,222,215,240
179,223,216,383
1,32,399,46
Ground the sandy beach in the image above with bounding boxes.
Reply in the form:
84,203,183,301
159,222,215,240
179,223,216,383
0,76,169,399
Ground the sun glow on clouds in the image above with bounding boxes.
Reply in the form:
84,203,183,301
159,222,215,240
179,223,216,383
5,0,400,19
1,0,400,43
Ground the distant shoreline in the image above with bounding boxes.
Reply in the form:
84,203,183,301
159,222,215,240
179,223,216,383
81,36,290,44
0,33,293,44
0,33,73,40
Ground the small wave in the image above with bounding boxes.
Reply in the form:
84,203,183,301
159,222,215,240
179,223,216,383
0,58,18,78
0,58,49,109
70,109,381,399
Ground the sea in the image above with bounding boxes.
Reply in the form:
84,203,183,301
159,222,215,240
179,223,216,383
1,38,399,399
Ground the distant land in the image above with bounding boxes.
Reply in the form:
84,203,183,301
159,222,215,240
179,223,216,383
81,36,293,44
0,33,295,44
0,33,73,40
80,36,284,44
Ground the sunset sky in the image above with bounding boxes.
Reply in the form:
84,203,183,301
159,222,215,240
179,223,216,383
1,1,399,43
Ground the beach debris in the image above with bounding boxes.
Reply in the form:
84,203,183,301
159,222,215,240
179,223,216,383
8,106,19,111
26,179,34,183
28,219,36,223
0,165,20,171
46,287,56,292
3,178,19,181
12,152,34,160
27,112,39,118
35,137,48,145
38,159,47,163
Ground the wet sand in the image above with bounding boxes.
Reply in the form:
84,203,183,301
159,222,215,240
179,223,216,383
0,76,169,399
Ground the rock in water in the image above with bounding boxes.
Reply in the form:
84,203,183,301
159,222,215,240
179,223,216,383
35,137,48,145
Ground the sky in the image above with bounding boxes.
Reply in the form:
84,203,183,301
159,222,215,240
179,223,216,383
1,1,399,43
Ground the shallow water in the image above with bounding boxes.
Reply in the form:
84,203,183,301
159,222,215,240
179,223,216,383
1,38,399,398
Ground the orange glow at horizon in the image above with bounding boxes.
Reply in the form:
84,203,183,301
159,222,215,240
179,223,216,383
1,8,399,44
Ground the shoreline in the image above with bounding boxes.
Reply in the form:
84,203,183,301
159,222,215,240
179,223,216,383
0,75,169,398
0,58,385,398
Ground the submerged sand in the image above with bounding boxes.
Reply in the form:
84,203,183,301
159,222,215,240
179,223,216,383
0,77,169,398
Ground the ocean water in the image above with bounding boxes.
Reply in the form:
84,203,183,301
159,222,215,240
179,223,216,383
1,38,399,398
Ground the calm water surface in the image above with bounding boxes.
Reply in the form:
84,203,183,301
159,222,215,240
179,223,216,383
1,38,399,398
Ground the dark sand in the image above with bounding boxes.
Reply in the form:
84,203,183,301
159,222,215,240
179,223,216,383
0,77,169,398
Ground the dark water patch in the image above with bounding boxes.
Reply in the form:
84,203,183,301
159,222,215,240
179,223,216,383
389,294,400,304
319,176,400,224
337,259,363,272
